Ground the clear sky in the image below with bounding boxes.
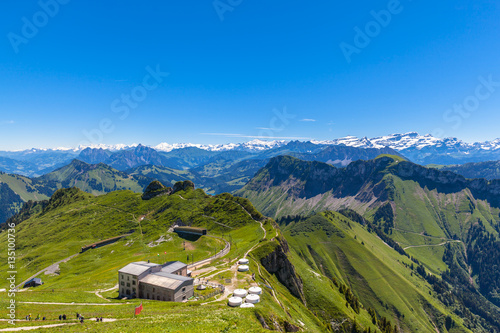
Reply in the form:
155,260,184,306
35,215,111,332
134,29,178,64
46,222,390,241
1,0,499,150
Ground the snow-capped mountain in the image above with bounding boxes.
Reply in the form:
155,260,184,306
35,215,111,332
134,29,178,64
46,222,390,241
318,132,500,165
315,132,500,151
4,133,500,154
2,133,500,177
153,139,287,152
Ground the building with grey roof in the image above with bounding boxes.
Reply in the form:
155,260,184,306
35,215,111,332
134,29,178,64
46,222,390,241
118,261,193,302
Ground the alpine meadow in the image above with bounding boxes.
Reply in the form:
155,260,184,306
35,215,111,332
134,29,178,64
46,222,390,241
1,1,500,332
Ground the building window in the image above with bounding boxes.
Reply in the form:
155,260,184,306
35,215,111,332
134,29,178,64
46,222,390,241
147,293,149,299
153,288,155,292
121,282,124,286
182,287,185,292
126,289,130,295
157,295,160,300
132,280,136,285
127,276,129,281
121,274,124,279
127,283,130,287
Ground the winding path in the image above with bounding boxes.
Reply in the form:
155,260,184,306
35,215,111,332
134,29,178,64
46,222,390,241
244,221,266,259
0,318,118,332
403,240,461,250
15,254,79,289
187,235,230,269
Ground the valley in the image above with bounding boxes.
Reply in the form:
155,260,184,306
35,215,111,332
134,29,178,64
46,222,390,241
1,146,500,332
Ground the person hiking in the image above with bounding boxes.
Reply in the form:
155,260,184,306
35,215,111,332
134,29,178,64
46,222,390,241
62,314,66,320
59,315,62,320
76,312,79,319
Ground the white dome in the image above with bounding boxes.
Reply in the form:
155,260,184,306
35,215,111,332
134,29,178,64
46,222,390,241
228,297,243,307
248,286,262,295
245,294,260,304
233,289,248,298
240,303,255,308
238,258,249,265
238,265,249,272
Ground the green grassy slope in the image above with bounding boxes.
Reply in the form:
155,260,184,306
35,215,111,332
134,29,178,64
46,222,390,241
126,164,197,188
0,185,329,332
440,160,500,180
238,155,500,332
0,172,50,223
385,174,500,275
35,159,151,195
280,211,471,332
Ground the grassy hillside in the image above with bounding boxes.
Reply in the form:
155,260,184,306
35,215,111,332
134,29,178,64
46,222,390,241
35,159,151,195
0,172,50,223
126,164,197,188
0,184,331,332
278,211,470,332
440,160,500,180
128,159,266,195
0,160,153,223
238,155,500,331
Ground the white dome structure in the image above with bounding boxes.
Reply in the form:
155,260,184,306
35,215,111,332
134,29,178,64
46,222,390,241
238,258,249,265
233,289,248,298
248,286,262,295
238,265,249,272
245,294,260,304
228,297,243,307
240,303,255,308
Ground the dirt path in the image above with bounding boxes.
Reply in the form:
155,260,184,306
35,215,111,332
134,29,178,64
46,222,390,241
403,240,461,250
187,236,230,269
94,284,118,302
244,220,266,258
393,228,455,241
16,254,79,289
229,201,267,258
0,318,118,332
18,302,130,306
0,323,78,331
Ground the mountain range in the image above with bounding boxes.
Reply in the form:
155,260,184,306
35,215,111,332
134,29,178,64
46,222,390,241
2,156,500,331
2,133,500,177
236,154,500,331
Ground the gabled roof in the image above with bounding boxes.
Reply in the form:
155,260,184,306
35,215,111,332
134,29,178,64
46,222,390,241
161,261,187,274
119,261,159,276
153,272,192,282
140,272,192,290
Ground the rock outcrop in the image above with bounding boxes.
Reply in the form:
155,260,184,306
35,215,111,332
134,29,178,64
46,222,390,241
260,237,305,304
142,181,172,200
171,180,195,194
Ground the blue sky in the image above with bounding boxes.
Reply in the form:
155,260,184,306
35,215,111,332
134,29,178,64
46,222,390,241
1,0,499,150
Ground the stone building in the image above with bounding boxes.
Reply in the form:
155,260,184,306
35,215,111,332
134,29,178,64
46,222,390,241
118,261,193,302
